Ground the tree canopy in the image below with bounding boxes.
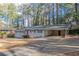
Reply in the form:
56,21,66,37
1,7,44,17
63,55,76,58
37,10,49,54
0,3,78,28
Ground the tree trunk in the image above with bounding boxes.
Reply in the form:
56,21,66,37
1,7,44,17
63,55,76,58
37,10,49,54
63,4,66,24
52,3,54,25
75,3,78,21
35,7,39,26
11,19,14,28
16,19,19,29
56,3,59,24
60,4,63,24
48,4,50,25
23,15,25,28
28,15,30,27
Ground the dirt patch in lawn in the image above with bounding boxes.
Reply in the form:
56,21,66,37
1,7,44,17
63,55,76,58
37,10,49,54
0,39,34,51
64,51,79,56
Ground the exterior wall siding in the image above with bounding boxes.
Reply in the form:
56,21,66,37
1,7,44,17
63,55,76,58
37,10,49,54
15,30,67,38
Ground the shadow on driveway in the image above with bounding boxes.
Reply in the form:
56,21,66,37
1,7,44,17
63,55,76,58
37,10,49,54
0,52,6,56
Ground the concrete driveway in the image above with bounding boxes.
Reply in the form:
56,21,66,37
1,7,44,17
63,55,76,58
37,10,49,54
0,37,79,56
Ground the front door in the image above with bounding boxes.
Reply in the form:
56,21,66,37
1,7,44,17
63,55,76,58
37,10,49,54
58,30,61,36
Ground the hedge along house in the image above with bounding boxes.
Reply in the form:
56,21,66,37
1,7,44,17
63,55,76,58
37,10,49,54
24,24,72,38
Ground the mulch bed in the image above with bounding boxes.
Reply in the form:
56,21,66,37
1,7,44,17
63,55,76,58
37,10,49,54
64,51,79,56
63,35,79,40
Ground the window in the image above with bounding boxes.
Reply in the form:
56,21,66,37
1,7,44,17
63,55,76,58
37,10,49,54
38,30,42,33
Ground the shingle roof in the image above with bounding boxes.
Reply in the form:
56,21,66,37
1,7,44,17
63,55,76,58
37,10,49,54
25,24,71,30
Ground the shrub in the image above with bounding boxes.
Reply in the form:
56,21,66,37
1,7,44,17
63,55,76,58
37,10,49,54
7,33,15,38
23,35,29,38
0,31,7,38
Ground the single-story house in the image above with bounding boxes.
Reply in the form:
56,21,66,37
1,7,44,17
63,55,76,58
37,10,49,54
0,23,76,38
24,24,72,38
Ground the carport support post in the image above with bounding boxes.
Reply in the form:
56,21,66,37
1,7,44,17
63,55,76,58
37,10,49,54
65,30,69,38
27,30,29,37
42,30,44,37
